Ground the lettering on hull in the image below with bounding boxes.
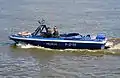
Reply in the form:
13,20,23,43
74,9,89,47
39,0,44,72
46,43,57,46
46,42,76,47
65,43,76,47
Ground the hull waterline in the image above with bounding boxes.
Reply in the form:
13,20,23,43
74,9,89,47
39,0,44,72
9,20,107,49
9,36,107,49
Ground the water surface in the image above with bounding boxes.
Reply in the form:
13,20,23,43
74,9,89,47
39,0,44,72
0,0,120,78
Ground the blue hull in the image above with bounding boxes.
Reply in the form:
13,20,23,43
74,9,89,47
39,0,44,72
9,36,106,49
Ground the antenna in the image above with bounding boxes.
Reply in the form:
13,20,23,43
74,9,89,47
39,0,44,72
38,18,45,25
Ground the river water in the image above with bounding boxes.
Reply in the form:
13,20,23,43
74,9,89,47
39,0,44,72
0,0,120,78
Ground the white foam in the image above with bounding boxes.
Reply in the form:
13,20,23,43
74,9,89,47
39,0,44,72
64,49,78,51
105,41,113,47
16,43,52,50
15,42,120,52
109,43,120,50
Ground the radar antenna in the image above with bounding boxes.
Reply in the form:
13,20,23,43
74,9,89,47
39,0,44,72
32,19,48,36
38,19,45,25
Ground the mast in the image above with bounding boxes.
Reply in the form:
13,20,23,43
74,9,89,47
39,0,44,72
31,19,48,36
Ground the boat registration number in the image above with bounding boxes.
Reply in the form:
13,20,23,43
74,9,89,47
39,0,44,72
46,42,76,47
65,43,76,47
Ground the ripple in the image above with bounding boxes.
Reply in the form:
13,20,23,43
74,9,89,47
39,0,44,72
1,0,120,77
0,54,41,77
0,42,12,46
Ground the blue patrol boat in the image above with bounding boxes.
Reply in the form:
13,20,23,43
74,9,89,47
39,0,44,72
9,20,107,49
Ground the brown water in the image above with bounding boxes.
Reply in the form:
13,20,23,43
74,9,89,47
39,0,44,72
0,0,120,78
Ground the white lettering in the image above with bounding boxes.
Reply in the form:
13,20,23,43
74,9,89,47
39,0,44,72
65,43,76,47
46,43,57,46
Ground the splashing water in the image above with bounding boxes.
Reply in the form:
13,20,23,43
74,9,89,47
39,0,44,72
109,43,120,50
16,43,53,50
14,38,120,50
8,38,120,56
13,38,120,56
107,38,120,50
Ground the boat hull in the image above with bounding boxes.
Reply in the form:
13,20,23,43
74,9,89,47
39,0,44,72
9,36,106,49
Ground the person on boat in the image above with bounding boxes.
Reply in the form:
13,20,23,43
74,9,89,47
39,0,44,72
53,26,59,38
46,27,53,38
18,31,31,36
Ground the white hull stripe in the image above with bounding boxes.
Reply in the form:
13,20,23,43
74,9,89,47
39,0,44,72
10,36,106,44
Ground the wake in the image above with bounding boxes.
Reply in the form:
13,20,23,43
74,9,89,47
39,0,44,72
107,38,120,50
15,38,120,50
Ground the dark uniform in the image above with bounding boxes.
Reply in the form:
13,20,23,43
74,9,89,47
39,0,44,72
53,26,59,38
53,31,59,38
46,27,53,38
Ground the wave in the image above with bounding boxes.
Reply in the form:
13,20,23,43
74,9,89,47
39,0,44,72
13,41,120,55
8,38,120,56
107,38,120,50
16,43,53,50
14,38,120,50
